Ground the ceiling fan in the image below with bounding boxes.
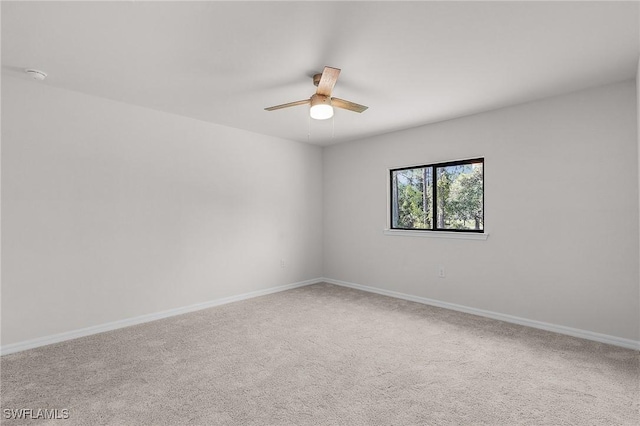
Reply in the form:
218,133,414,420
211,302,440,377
264,66,368,120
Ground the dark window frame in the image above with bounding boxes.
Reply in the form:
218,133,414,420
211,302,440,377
390,157,485,233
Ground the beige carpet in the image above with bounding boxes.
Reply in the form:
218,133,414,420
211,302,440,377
1,283,638,425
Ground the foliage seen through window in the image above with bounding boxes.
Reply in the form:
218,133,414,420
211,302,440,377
391,159,483,232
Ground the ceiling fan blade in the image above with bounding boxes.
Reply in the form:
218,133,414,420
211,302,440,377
331,97,368,113
264,99,310,111
316,66,341,96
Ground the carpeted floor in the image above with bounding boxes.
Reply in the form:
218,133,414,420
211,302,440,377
1,283,638,425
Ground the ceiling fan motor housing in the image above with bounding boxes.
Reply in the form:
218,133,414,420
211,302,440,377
310,94,331,106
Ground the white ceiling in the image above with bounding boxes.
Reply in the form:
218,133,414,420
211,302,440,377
2,1,639,146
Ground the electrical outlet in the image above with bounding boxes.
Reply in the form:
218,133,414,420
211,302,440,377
438,265,445,278
280,259,286,268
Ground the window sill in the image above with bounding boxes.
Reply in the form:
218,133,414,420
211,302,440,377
383,229,489,240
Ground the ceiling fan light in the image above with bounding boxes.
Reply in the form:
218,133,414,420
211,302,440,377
310,104,333,120
310,94,333,120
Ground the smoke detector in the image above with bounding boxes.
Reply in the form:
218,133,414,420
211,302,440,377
25,69,47,81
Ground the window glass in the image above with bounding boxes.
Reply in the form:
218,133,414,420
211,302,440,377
436,162,483,231
391,158,483,232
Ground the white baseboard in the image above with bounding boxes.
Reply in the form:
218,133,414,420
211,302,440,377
1,278,323,356
4,277,637,355
322,277,640,351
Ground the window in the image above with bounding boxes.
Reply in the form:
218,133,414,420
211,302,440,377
390,158,484,232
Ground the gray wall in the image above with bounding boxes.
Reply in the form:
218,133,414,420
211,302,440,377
1,76,324,345
323,80,639,341
3,76,638,347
